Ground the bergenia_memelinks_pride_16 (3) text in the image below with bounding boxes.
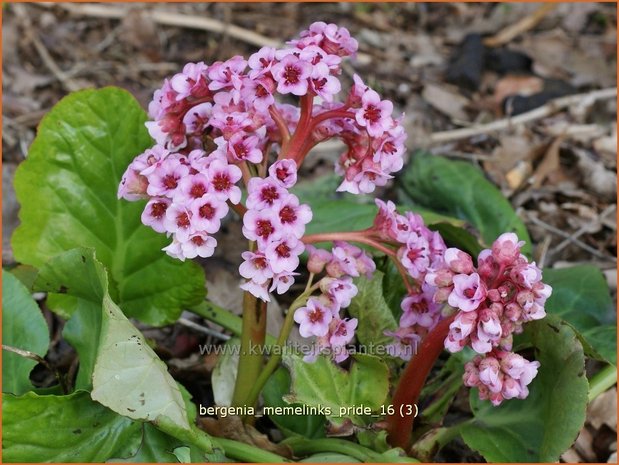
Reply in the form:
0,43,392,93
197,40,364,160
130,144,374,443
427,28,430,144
117,21,552,449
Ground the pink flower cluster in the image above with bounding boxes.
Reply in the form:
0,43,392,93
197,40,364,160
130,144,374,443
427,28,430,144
118,145,243,260
426,232,551,404
463,350,540,406
372,200,447,360
120,21,406,266
294,242,376,362
239,160,312,301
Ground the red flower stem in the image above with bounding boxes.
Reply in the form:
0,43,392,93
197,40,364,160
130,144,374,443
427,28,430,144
386,314,456,449
269,105,291,154
302,231,395,257
227,200,247,218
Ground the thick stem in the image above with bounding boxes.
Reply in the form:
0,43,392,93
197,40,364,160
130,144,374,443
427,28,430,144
243,282,315,411
269,105,291,148
227,200,247,219
282,437,385,462
302,230,395,256
386,315,455,449
231,291,267,407
588,364,617,401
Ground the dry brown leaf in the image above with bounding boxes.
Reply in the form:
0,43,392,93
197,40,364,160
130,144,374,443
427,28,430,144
531,135,565,188
574,148,617,200
588,388,617,432
199,415,293,458
421,83,470,121
493,75,545,108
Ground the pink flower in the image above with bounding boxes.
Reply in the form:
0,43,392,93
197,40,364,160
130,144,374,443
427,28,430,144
163,204,194,241
306,245,332,274
492,232,525,265
271,54,312,96
241,77,275,113
170,62,209,99
399,232,430,279
206,159,242,204
189,196,228,234
355,89,393,138
448,273,486,312
141,197,171,233
174,173,210,203
146,157,190,197
248,47,277,78
241,279,270,302
164,233,216,260
265,236,304,273
329,318,357,346
246,178,287,210
268,159,298,188
183,102,213,134
385,328,420,361
239,251,273,284
270,271,298,294
208,56,247,93
242,209,280,246
226,133,263,164
444,248,474,274
294,297,333,337
321,277,358,308
275,195,313,238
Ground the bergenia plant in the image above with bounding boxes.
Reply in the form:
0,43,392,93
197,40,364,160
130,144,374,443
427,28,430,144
119,21,549,446
8,18,613,465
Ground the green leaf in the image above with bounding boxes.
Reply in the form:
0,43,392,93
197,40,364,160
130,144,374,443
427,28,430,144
461,315,588,462
283,354,389,426
2,271,50,395
211,338,240,407
91,292,191,431
262,367,326,438
12,87,205,325
35,248,108,390
543,266,616,364
2,391,141,462
399,152,532,256
348,271,398,348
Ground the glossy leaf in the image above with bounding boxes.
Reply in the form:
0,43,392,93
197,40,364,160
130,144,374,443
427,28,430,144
12,87,205,325
543,266,616,364
461,315,588,462
2,271,50,395
91,292,190,431
399,152,532,256
262,367,326,438
3,391,141,462
283,354,389,426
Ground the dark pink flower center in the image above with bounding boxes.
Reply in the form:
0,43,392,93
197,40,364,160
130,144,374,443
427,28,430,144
190,183,207,198
177,212,191,228
150,202,168,219
256,220,274,239
275,243,291,258
163,175,178,190
212,173,231,191
363,104,381,123
308,308,324,323
279,205,297,224
283,65,301,84
260,186,280,204
199,203,216,220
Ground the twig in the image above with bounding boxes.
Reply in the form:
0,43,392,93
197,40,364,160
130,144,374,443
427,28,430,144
13,4,82,92
2,344,68,394
35,3,372,65
526,213,616,262
429,88,617,144
484,3,559,47
178,317,231,341
550,204,616,257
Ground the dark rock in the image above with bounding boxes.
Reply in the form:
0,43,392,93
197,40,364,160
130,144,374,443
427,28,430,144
485,48,533,74
503,79,576,115
445,33,485,91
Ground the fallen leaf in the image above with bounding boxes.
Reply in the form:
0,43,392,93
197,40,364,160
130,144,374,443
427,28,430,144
531,135,565,188
422,83,470,121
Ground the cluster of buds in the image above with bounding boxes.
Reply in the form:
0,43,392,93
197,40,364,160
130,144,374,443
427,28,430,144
427,233,551,404
239,160,312,301
294,242,376,362
371,200,447,360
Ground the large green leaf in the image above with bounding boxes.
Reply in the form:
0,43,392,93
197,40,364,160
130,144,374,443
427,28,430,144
461,315,588,462
2,271,50,395
91,292,191,431
2,391,141,462
348,271,398,348
262,367,326,439
399,152,532,256
283,354,389,427
543,266,616,364
35,248,108,390
12,87,205,325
